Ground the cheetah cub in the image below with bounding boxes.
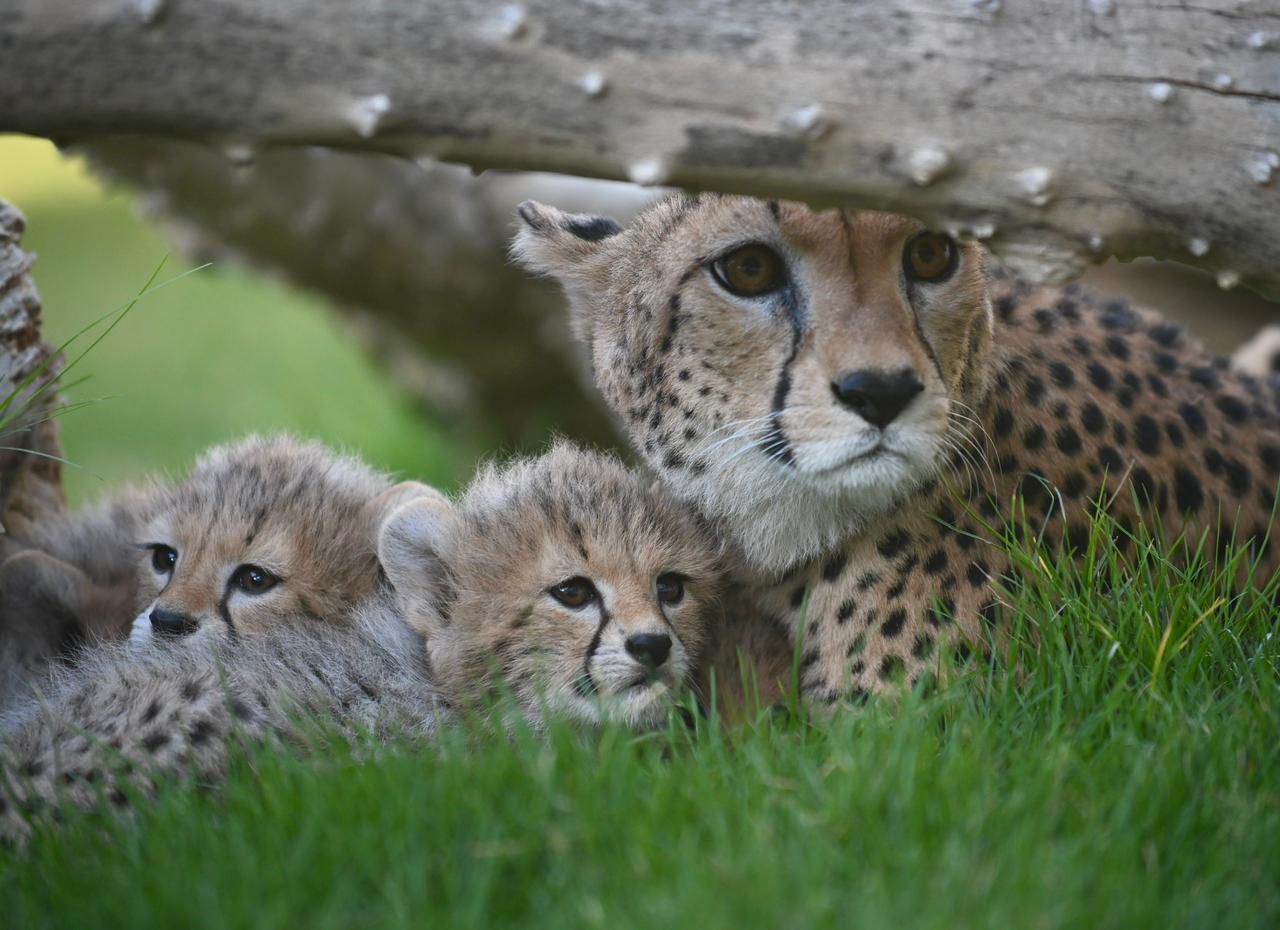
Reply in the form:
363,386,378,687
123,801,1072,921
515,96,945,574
380,442,720,730
0,434,429,674
516,194,1280,702
1,444,720,841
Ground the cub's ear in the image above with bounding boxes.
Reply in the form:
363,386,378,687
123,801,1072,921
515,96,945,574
365,480,447,537
511,200,621,280
377,495,461,639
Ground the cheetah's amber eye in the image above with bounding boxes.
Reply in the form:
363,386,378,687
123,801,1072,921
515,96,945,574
655,573,687,606
231,564,280,595
549,576,599,609
711,244,786,298
148,544,177,574
903,232,959,283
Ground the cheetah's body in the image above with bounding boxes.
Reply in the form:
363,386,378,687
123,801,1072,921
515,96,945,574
516,195,1280,699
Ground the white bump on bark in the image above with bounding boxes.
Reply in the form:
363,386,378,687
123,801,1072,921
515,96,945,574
1212,73,1234,90
780,104,830,140
967,0,1002,15
906,146,951,186
1246,155,1276,185
130,0,167,25
1085,0,1115,16
1014,167,1054,206
1187,237,1210,257
1087,234,1105,253
488,4,529,41
970,221,996,240
345,94,391,138
1246,31,1273,50
1148,82,1174,103
1217,269,1241,291
223,142,257,166
628,157,668,186
579,71,608,98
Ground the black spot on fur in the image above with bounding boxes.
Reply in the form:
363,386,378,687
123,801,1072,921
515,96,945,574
1049,361,1074,388
877,531,909,559
881,609,907,638
1216,394,1249,424
563,216,621,242
1087,363,1113,392
822,550,848,582
1134,416,1161,455
1080,403,1105,435
878,655,906,681
837,600,857,624
142,731,170,752
1055,426,1082,455
1179,404,1208,436
1174,467,1204,513
967,561,989,588
1104,335,1131,360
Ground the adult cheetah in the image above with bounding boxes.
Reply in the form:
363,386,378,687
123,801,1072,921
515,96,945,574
515,194,1280,702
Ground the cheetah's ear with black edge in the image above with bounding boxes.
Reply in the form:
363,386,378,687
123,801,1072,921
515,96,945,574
378,495,461,640
511,200,620,282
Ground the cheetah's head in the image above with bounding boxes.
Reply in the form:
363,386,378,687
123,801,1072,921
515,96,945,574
379,443,720,732
515,195,994,572
129,435,429,648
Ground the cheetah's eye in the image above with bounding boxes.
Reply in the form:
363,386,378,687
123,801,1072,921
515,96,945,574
655,572,688,606
148,544,177,574
230,564,280,595
549,576,599,609
903,232,958,284
711,244,786,298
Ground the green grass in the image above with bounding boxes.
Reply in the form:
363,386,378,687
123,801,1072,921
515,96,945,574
5,511,1278,929
0,135,458,500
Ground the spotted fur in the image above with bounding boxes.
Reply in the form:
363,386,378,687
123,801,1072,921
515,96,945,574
1,443,722,841
515,194,1280,702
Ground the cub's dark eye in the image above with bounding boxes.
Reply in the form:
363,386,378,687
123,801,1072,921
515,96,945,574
903,232,958,283
149,545,177,574
655,573,688,606
231,564,280,595
549,576,599,609
711,244,786,297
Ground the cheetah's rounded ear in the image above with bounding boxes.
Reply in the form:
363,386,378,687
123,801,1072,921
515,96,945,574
366,480,446,537
378,496,461,638
511,200,621,280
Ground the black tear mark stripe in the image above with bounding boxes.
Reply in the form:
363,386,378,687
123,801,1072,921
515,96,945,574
216,589,239,641
576,603,612,697
759,285,806,467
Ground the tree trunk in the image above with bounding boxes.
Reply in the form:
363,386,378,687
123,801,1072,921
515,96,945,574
2,1,1278,296
0,200,64,535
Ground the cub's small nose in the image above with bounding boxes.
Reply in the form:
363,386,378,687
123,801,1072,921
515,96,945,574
150,608,198,637
625,632,672,669
831,367,924,429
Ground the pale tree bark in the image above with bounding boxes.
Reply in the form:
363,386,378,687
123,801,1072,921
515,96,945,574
2,0,1278,296
0,201,64,533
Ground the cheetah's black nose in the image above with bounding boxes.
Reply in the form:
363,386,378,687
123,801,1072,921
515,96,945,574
626,633,672,669
831,367,924,429
151,608,199,636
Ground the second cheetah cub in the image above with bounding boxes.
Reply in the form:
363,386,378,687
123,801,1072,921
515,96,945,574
380,443,721,730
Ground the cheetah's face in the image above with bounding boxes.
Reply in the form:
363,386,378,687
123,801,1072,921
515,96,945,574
128,436,427,648
515,196,993,571
380,445,720,731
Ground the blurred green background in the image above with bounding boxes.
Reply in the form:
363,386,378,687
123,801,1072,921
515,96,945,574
0,134,457,504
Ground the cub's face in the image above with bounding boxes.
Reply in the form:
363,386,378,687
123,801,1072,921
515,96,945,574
129,436,426,648
380,445,720,731
514,195,994,571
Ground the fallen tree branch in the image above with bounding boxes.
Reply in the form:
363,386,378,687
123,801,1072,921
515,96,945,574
2,1,1278,296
